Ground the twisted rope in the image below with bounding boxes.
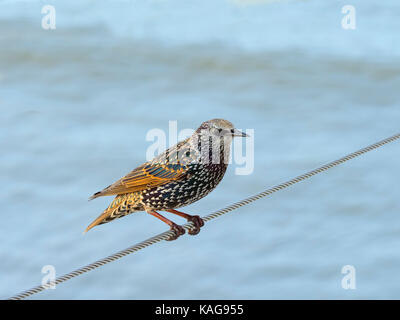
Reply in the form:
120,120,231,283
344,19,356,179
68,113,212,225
9,133,400,300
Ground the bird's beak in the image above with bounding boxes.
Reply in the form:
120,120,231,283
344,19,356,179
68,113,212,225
232,128,249,137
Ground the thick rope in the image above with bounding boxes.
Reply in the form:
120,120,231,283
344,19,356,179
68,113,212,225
8,133,400,300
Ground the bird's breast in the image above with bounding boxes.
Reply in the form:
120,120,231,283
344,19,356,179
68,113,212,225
140,163,228,210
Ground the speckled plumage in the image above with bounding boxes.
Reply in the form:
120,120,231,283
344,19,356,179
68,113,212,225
86,119,248,239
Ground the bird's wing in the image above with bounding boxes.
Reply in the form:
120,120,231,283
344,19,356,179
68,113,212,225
89,162,188,199
89,138,195,199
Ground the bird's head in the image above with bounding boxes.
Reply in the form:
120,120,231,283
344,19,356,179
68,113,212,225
195,119,249,139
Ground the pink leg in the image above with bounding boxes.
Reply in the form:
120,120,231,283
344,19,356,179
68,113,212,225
147,210,185,241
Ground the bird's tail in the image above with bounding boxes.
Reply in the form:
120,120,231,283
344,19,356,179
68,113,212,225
84,193,142,233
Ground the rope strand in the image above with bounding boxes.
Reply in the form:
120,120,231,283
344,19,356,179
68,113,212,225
8,132,400,300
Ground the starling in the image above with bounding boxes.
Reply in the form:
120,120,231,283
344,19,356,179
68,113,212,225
86,119,249,240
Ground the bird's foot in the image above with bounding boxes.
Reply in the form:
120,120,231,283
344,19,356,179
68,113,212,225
167,223,186,241
187,215,204,236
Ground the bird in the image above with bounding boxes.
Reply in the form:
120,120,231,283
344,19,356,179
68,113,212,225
86,118,249,240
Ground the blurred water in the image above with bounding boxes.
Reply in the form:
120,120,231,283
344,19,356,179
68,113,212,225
0,0,399,299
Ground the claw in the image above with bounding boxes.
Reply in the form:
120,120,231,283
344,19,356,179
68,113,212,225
167,223,186,241
187,215,204,235
164,209,205,237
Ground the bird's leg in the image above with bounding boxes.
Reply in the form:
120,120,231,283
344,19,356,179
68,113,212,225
146,210,185,241
165,209,204,236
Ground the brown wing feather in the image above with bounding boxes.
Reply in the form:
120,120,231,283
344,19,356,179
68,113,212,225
89,162,187,199
89,137,195,200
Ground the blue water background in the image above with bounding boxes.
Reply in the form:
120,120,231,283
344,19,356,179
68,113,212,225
0,0,399,299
